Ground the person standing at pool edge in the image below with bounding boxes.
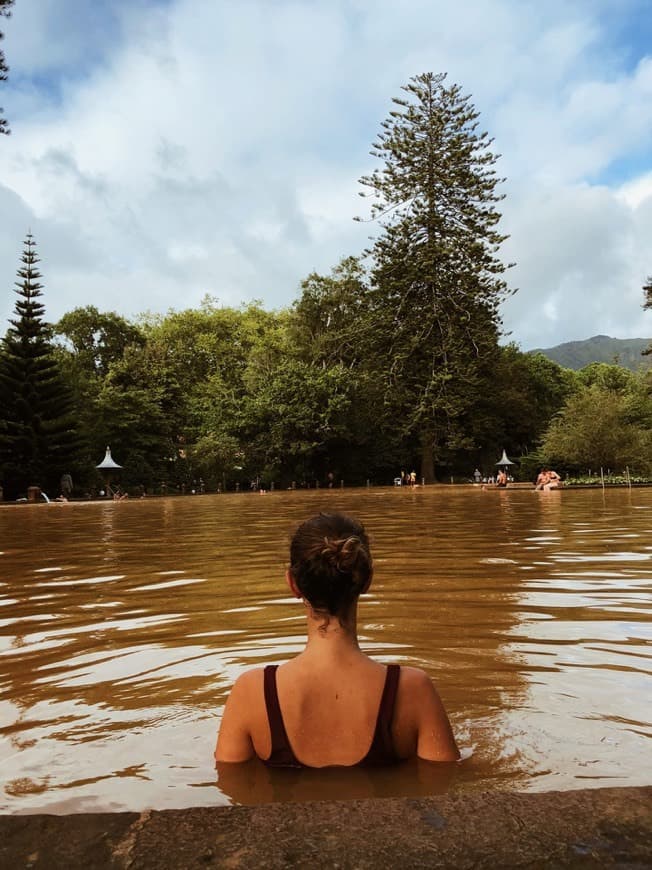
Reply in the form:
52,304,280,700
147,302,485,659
215,513,459,767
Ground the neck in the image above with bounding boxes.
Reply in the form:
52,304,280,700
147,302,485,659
302,602,361,654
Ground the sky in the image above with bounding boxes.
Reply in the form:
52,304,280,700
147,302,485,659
1,0,652,351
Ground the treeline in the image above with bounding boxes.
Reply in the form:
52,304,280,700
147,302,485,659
1,72,651,498
2,244,650,499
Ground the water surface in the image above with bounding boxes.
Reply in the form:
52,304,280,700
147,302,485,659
0,486,650,812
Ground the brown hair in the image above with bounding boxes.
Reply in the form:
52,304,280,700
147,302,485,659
289,513,372,616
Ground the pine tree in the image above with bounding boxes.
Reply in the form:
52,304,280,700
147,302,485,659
0,234,80,497
644,276,652,356
0,0,14,136
358,72,513,479
643,277,652,311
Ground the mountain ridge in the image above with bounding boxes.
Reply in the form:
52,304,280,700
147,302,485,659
529,334,651,371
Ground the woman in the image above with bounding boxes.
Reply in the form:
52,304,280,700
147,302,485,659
215,512,459,768
544,469,562,490
535,469,549,490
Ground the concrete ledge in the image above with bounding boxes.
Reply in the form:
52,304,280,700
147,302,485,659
1,787,650,869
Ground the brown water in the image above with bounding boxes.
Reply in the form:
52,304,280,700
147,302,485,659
0,487,650,813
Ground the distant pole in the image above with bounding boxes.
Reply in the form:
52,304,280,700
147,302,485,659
600,467,605,491
626,466,631,489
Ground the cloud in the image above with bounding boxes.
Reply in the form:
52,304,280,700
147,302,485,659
500,180,651,348
0,0,651,349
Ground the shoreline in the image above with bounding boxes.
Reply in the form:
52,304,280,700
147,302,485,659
1,786,650,868
1,481,652,507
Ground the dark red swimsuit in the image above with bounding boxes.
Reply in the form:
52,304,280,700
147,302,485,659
263,663,401,768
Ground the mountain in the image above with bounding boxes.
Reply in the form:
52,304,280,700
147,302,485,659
530,335,651,371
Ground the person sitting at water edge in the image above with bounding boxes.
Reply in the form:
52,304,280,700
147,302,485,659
536,468,562,491
544,469,561,490
215,512,459,768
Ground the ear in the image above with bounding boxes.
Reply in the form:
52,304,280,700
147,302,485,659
286,569,302,599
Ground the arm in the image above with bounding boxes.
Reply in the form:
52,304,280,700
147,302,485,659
214,671,258,763
406,668,460,762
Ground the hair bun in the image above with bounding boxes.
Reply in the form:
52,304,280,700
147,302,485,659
290,513,372,616
321,535,362,574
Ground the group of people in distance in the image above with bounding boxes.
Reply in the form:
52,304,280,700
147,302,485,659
477,467,562,490
216,512,459,769
535,468,562,490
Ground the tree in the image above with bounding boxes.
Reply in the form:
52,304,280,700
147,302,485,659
541,385,651,474
644,275,652,356
540,367,652,475
291,257,370,369
92,340,188,488
463,347,574,475
357,72,512,479
235,357,356,485
55,305,145,378
0,234,81,497
576,361,636,393
0,0,14,136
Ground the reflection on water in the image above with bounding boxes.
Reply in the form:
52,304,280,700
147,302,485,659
0,487,650,813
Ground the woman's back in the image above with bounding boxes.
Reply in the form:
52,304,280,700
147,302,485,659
217,651,457,766
265,658,400,767
215,513,459,767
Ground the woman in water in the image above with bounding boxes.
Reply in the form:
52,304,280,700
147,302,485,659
215,512,458,768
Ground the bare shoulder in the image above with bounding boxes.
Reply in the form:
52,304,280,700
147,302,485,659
398,665,440,695
215,668,266,763
399,665,432,684
230,667,265,696
223,667,268,715
394,665,444,724
396,666,459,762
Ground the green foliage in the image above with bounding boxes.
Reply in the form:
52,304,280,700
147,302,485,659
643,276,652,312
291,257,369,368
0,235,82,497
565,473,652,485
56,306,145,378
575,361,637,392
52,307,148,486
186,431,242,489
0,0,13,135
644,276,652,357
464,346,574,477
540,376,652,475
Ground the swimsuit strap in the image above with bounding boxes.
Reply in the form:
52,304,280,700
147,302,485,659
362,663,401,765
263,663,401,768
263,665,301,767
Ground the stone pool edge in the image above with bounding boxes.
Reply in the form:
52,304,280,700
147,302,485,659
1,786,651,868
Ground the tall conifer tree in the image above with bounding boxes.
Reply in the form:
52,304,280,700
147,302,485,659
645,277,652,310
0,234,80,497
358,72,513,479
644,276,652,356
0,0,14,135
